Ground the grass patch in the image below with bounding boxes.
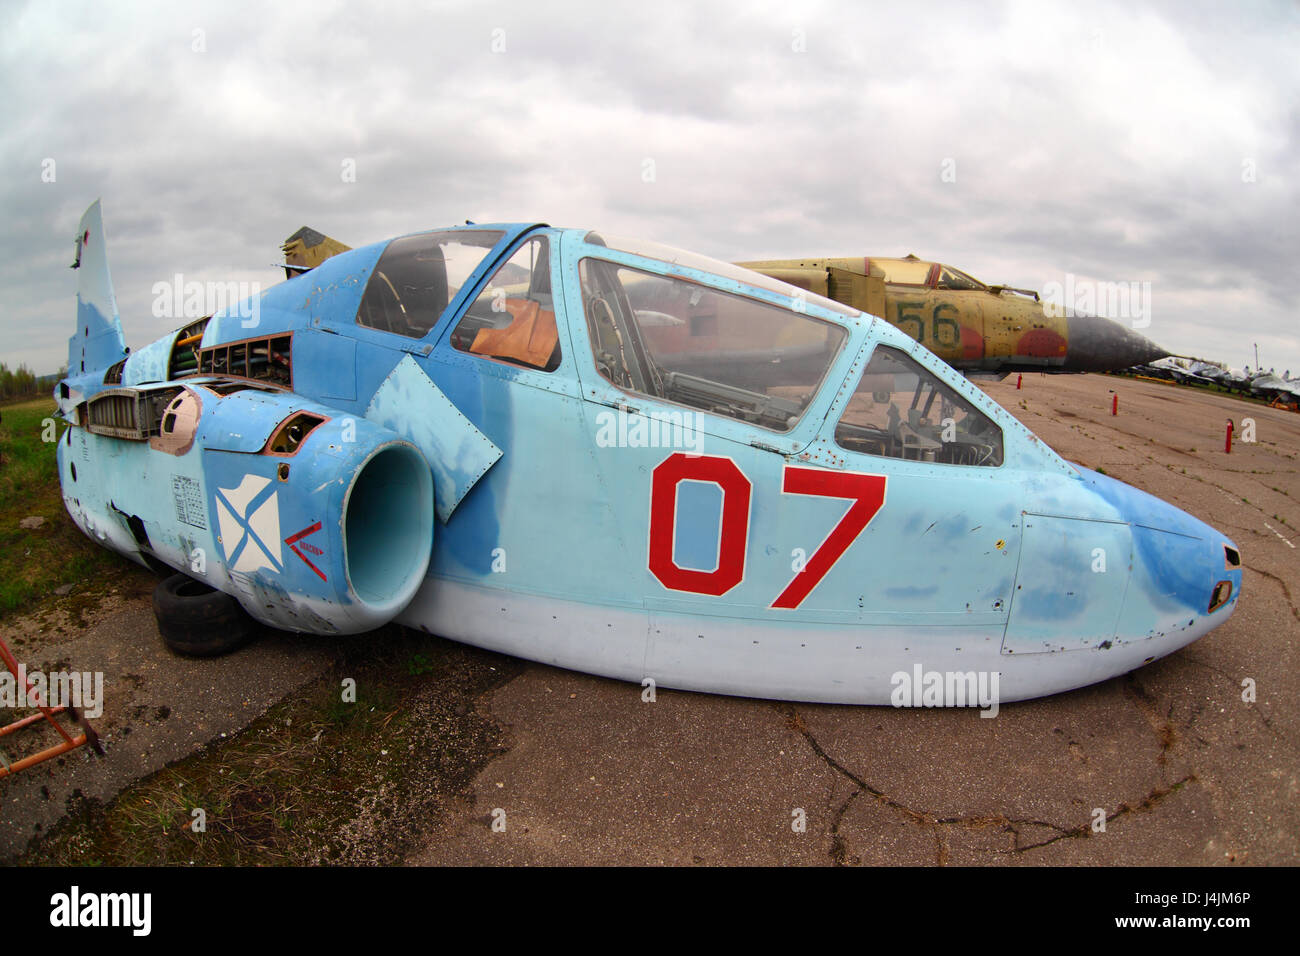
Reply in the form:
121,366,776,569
3,399,526,865
20,630,524,866
0,397,150,622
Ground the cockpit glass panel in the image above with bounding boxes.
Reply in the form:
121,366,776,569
873,258,933,286
835,345,1003,466
450,237,560,371
579,258,847,433
356,229,505,338
937,265,988,291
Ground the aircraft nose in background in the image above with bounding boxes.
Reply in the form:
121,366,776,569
1065,312,1168,371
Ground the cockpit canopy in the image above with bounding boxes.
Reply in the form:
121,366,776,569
341,226,1009,466
867,256,989,292
356,229,506,338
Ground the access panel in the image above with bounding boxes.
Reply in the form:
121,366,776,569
1003,514,1131,654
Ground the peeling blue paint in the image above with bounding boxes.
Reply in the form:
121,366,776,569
122,332,176,385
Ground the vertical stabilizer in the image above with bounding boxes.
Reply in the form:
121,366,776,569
69,199,127,374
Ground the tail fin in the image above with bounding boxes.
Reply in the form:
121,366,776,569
69,199,127,375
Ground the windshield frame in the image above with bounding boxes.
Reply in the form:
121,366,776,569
345,224,545,347
936,264,990,292
832,343,1005,467
354,228,508,340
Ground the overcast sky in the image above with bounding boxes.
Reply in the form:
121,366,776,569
2,0,1297,377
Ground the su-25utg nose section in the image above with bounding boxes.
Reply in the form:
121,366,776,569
1003,466,1242,666
54,202,1244,706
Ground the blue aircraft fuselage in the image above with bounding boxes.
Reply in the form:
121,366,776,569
55,206,1242,705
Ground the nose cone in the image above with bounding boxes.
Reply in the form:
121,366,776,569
1065,312,1168,372
1079,467,1242,646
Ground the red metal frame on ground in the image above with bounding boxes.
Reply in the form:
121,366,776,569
0,636,102,778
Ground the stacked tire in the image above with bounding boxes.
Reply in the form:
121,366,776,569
152,573,256,657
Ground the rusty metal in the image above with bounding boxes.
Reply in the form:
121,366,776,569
0,637,102,779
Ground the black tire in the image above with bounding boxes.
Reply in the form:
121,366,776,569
152,573,256,657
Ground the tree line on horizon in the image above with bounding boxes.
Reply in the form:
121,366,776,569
0,361,65,401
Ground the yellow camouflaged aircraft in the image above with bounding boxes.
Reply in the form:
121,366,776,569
737,255,1167,376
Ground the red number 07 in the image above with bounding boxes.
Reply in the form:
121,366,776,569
648,453,886,609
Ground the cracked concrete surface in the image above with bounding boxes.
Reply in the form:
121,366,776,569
0,600,332,858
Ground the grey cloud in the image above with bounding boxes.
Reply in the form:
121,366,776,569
1,0,1296,376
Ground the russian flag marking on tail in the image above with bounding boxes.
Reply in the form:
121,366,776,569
69,199,127,374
